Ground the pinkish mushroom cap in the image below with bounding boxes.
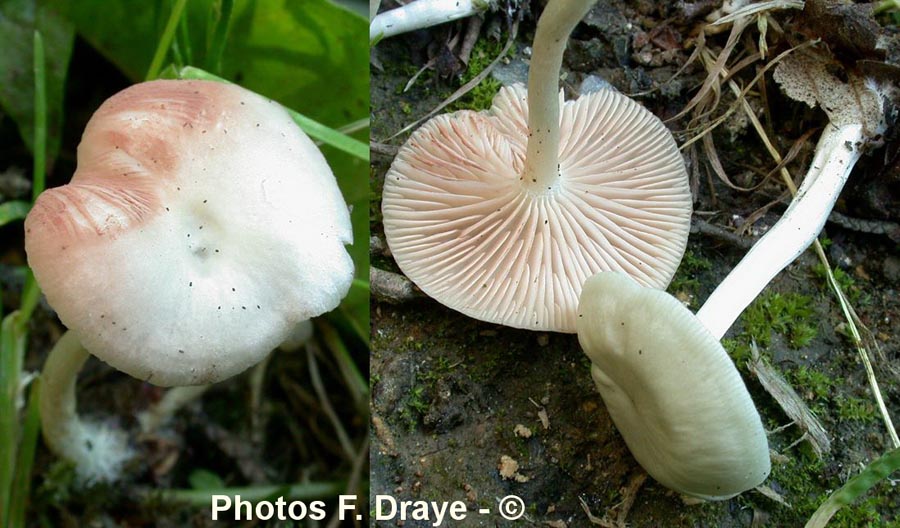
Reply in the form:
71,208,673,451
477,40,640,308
382,85,691,332
25,80,353,386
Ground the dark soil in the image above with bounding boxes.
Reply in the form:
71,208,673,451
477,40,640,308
369,1,900,526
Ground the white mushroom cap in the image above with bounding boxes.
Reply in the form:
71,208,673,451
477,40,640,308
25,80,353,387
383,85,691,332
577,271,770,500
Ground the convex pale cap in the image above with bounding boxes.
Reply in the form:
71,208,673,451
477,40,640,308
383,85,691,332
577,271,770,500
25,80,353,386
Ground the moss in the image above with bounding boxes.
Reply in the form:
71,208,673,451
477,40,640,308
813,264,871,306
448,36,511,112
789,365,835,400
667,249,713,308
400,384,430,430
741,291,818,348
835,396,877,423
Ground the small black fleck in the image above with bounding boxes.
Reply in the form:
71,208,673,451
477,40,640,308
178,349,185,354
189,282,193,287
242,306,246,310
232,287,236,292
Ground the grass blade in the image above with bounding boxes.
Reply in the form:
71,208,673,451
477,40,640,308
0,313,26,526
805,447,900,527
175,66,369,161
8,378,41,528
317,320,367,409
206,0,234,75
146,0,189,81
157,481,344,505
32,31,47,200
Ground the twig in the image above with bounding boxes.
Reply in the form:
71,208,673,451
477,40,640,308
385,14,520,141
306,343,356,460
371,267,422,303
748,343,831,457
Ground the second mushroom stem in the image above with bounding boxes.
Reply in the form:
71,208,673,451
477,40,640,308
523,0,596,190
695,122,864,340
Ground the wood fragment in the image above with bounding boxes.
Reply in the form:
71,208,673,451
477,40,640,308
371,267,422,303
748,343,831,457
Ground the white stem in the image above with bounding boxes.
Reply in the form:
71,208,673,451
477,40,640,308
370,0,487,42
40,330,133,483
40,330,89,461
696,122,865,339
138,384,210,433
523,0,595,190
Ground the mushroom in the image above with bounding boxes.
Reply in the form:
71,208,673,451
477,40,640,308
381,0,692,332
697,50,889,338
578,272,770,500
576,57,892,498
370,0,491,42
25,79,354,482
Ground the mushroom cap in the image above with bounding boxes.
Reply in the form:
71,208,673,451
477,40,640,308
382,85,691,332
577,271,770,500
25,80,353,387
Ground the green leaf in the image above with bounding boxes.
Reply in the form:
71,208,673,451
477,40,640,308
0,201,30,228
188,468,226,490
0,0,74,167
48,0,367,129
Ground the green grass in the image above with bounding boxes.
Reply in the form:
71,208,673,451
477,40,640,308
0,30,47,528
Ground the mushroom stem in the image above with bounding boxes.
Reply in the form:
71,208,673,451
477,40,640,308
40,330,133,483
369,0,490,42
523,0,596,190
137,384,210,433
696,122,865,339
39,330,90,461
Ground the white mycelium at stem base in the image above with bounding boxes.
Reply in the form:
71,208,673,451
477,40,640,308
382,0,692,332
696,122,865,339
40,331,134,484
